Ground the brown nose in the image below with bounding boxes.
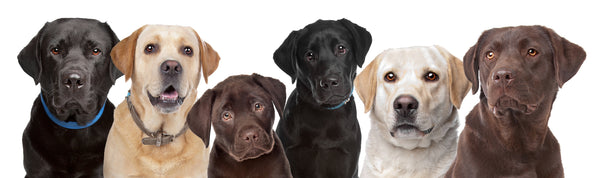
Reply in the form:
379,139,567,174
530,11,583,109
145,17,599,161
242,129,260,143
394,95,418,117
493,69,514,86
160,60,182,75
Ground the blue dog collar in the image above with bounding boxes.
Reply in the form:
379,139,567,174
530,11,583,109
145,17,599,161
40,93,106,129
325,87,354,110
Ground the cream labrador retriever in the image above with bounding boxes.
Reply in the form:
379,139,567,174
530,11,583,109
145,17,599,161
104,25,220,177
355,46,470,178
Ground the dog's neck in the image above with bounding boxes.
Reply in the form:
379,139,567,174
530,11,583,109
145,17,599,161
479,96,554,153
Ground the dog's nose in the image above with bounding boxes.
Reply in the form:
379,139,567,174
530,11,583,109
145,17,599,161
394,95,418,117
319,77,339,89
242,129,260,143
493,70,514,85
62,73,85,89
160,60,182,75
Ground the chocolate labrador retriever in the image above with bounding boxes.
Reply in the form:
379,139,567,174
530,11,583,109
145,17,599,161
274,18,371,178
445,26,586,177
187,74,292,178
19,18,121,177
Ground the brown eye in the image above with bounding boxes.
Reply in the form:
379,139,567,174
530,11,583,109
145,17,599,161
527,48,537,56
486,51,495,60
145,44,155,54
92,48,101,56
384,72,396,82
336,45,347,56
305,51,315,61
51,47,60,55
222,111,233,121
425,72,439,81
254,103,264,112
183,46,193,56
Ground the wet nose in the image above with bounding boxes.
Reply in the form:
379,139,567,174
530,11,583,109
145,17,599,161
493,69,514,85
62,72,85,89
394,95,418,117
160,60,182,75
319,76,340,89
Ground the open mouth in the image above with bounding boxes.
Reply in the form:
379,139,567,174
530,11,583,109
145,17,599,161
390,124,434,137
147,86,185,111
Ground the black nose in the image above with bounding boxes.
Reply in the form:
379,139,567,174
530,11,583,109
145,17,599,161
62,72,85,89
493,69,514,85
242,129,260,143
394,95,418,117
319,77,340,89
160,60,182,75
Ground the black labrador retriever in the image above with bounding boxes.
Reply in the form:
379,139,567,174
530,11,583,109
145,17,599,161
19,18,122,177
187,74,292,178
274,18,372,178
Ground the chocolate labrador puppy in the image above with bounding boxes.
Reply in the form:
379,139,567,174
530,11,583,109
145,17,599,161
274,18,371,178
187,74,292,178
19,18,121,177
445,26,586,177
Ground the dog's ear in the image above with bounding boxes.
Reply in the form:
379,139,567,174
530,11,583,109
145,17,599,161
435,45,471,109
355,53,381,113
540,26,586,88
274,30,300,83
252,73,286,119
194,32,221,84
464,30,489,95
101,22,123,84
111,25,146,81
187,89,215,148
18,23,48,85
339,18,372,68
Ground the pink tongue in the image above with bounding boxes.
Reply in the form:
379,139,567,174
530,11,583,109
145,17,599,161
160,90,179,99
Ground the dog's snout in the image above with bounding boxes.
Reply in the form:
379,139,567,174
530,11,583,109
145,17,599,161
160,60,182,75
493,69,514,85
241,129,260,143
62,72,85,89
394,95,418,117
319,77,340,89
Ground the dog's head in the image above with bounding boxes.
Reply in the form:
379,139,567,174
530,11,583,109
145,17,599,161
274,19,371,107
18,18,122,125
355,46,470,149
111,25,220,114
464,26,586,118
187,74,286,162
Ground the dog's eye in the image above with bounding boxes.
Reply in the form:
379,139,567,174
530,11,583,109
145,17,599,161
222,111,233,121
305,51,316,61
183,46,193,56
527,48,538,56
145,44,155,54
486,51,495,60
254,103,264,112
336,45,347,56
384,72,396,82
51,47,60,55
424,72,439,82
92,48,101,56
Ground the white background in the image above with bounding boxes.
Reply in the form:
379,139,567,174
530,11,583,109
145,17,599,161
1,0,598,176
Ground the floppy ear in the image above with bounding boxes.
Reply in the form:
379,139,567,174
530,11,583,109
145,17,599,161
354,53,381,113
18,23,48,85
101,22,123,84
463,32,488,95
194,32,220,83
339,18,372,67
252,73,286,119
540,26,586,87
111,25,146,81
187,89,215,148
435,45,471,109
274,30,300,83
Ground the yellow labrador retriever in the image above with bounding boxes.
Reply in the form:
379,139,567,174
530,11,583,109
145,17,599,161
355,46,470,178
104,25,219,177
